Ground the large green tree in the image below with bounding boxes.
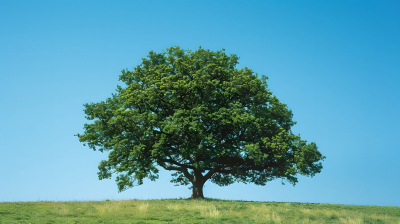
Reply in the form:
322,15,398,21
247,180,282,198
75,46,325,199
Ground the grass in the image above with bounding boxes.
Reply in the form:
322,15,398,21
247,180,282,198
0,197,399,223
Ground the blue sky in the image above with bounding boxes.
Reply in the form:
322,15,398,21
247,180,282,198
1,0,399,207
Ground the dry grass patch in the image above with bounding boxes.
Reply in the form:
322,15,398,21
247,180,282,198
166,203,180,210
338,216,363,224
199,204,220,218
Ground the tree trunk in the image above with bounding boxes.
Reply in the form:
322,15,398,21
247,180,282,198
190,170,206,199
190,180,205,199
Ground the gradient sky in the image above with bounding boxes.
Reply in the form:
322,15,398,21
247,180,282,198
1,0,399,207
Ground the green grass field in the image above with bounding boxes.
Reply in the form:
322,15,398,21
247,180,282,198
0,197,398,223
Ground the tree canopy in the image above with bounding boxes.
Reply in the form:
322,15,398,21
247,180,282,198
75,46,325,199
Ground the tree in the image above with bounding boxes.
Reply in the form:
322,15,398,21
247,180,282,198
75,46,325,199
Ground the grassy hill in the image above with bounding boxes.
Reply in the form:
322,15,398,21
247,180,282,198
0,197,398,223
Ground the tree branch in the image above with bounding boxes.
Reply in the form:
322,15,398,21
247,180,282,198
157,158,195,170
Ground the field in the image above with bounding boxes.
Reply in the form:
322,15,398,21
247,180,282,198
0,197,399,223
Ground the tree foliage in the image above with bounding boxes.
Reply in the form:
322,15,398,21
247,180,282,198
75,46,325,198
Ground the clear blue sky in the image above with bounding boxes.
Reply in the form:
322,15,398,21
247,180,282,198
1,0,399,207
